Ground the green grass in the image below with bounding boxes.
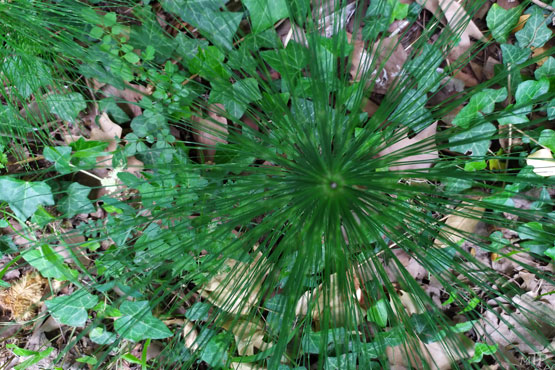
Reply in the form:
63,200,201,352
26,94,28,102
0,0,554,369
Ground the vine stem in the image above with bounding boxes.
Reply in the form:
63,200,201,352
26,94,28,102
530,0,555,12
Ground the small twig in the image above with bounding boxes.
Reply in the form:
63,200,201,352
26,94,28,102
7,155,45,167
512,125,550,150
530,0,555,12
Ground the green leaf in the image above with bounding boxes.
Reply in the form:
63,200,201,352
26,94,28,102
464,160,487,171
22,245,79,282
261,41,308,77
367,299,389,327
185,302,212,321
162,0,242,50
515,7,552,48
389,89,433,131
534,56,555,80
325,353,357,370
46,290,98,327
538,129,555,152
89,326,117,345
547,99,555,120
199,331,229,367
452,88,507,128
114,301,173,342
0,56,52,98
0,177,54,220
486,4,521,43
500,44,530,66
98,97,130,123
103,12,117,27
123,52,140,64
46,93,87,123
471,343,498,363
58,183,95,218
515,78,549,105
43,146,73,174
449,123,496,157
545,246,555,262
244,0,289,33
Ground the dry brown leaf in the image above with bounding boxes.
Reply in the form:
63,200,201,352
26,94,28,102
295,271,364,327
434,199,485,247
200,253,265,315
101,83,152,118
476,292,555,353
192,104,228,163
378,122,438,171
386,335,475,369
223,318,271,356
526,148,555,177
416,0,484,60
350,35,408,94
183,319,199,351
0,272,47,321
512,14,531,33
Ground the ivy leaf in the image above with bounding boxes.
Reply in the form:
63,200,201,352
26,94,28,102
534,56,555,80
114,301,173,342
405,44,443,93
185,302,212,321
58,183,95,218
46,93,87,123
162,0,242,50
261,42,308,77
500,44,530,66
449,123,496,157
46,290,98,327
515,78,550,105
90,326,117,345
515,7,552,48
0,177,54,220
325,353,357,370
198,330,229,367
486,4,522,43
43,146,73,174
547,99,555,120
499,79,549,125
210,78,262,119
452,88,507,128
389,89,433,132
22,244,79,282
244,0,289,33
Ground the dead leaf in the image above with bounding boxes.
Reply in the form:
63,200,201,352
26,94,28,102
417,0,484,60
434,199,485,247
0,272,47,322
350,35,408,94
223,317,271,356
387,334,475,369
378,122,439,171
192,104,228,163
200,253,265,315
295,271,364,327
512,14,531,33
183,319,199,351
526,149,555,177
101,83,152,118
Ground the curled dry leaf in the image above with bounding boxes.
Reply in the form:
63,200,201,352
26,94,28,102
349,34,408,94
526,148,555,177
192,103,228,163
222,317,272,356
0,272,48,321
183,319,199,351
434,199,485,248
386,334,475,370
378,122,439,171
101,83,152,118
416,0,484,60
476,292,555,353
295,271,364,327
200,253,265,315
